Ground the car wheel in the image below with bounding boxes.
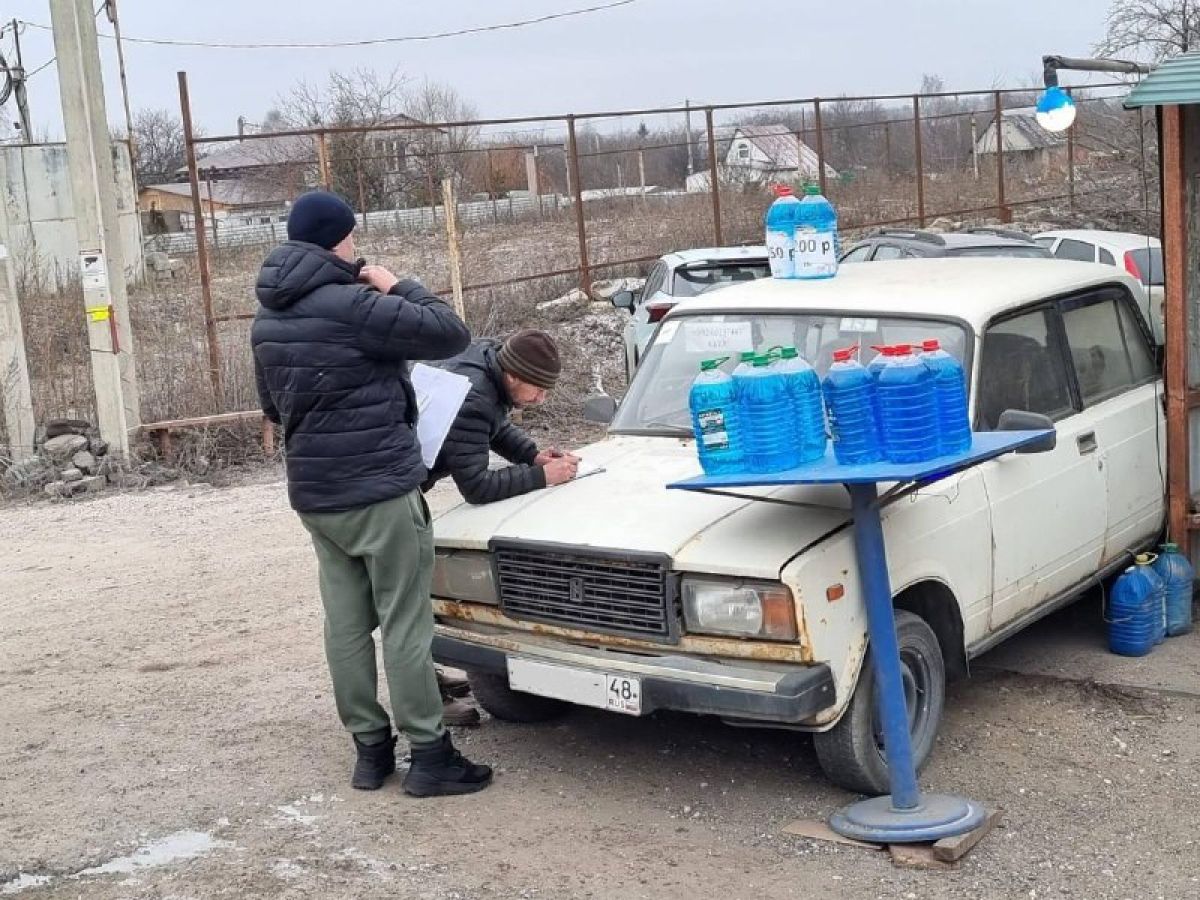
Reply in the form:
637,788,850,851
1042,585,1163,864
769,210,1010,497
467,671,570,723
813,610,945,795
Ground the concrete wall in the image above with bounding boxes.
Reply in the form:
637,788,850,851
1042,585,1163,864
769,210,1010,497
0,142,143,291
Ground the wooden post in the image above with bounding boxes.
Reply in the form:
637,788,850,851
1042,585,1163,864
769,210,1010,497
316,131,332,190
704,107,722,245
441,177,466,323
485,148,500,223
913,95,926,227
1162,104,1189,547
178,71,222,408
205,170,220,258
994,91,1008,222
1066,89,1076,212
814,99,827,194
565,115,591,293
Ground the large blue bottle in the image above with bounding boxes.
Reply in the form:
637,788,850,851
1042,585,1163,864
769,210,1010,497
822,347,882,465
1108,562,1162,657
1152,544,1193,636
776,346,827,463
735,354,802,472
793,185,839,280
764,185,800,279
876,343,939,463
920,339,972,456
689,359,742,475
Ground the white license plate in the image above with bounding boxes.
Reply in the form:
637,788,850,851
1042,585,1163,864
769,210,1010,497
506,657,642,716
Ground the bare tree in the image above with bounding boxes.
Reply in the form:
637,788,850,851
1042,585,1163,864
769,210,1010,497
1097,0,1200,60
132,108,191,185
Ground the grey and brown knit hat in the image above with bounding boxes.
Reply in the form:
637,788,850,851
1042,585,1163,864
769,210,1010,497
498,329,561,390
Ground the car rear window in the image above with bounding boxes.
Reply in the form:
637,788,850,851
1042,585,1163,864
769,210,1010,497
1126,247,1164,286
947,246,1051,259
671,263,770,298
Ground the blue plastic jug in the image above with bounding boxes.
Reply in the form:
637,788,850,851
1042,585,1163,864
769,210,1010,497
1152,543,1194,636
920,339,972,456
876,343,939,463
793,185,839,280
735,354,803,472
1109,560,1163,656
764,185,800,279
689,359,743,475
776,346,827,464
822,347,882,465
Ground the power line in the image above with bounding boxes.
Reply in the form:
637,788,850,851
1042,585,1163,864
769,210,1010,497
17,0,640,50
19,2,107,81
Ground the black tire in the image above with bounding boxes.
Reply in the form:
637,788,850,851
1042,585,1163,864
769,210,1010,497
467,671,570,723
813,610,945,795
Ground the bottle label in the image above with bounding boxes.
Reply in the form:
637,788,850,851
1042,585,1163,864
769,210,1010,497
766,229,794,279
697,409,730,450
795,228,837,277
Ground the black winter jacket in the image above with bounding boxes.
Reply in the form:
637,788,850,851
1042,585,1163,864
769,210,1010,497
422,340,546,505
251,241,470,513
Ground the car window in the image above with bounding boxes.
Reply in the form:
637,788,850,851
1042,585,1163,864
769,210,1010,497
872,245,905,261
641,263,667,302
1035,237,1056,249
841,245,874,263
1098,248,1116,266
1061,289,1158,406
1126,247,1164,286
671,263,771,298
947,246,1051,259
1054,239,1097,262
977,308,1074,430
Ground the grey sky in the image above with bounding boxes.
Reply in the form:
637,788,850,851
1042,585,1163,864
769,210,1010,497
5,0,1115,138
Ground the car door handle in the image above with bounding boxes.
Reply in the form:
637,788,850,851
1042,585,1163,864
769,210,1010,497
1076,432,1098,455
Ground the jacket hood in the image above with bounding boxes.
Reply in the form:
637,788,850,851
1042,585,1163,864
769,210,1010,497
449,339,513,407
256,241,362,311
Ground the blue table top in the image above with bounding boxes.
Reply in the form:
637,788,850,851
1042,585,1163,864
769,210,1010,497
667,430,1052,490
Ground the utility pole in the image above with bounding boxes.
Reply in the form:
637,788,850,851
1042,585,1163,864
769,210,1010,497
49,0,139,456
105,1,136,175
684,99,694,175
9,20,32,141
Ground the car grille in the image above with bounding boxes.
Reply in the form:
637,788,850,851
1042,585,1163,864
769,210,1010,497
493,544,675,641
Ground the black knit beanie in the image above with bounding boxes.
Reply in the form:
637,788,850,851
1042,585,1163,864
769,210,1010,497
498,330,561,390
287,191,357,250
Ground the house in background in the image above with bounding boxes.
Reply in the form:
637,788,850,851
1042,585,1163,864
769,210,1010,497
974,107,1085,173
686,123,838,191
138,180,291,234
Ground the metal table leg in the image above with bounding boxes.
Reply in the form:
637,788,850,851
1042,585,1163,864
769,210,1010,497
829,481,988,843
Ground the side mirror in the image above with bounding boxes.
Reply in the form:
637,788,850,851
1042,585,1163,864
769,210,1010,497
997,409,1057,454
611,289,635,311
582,394,618,425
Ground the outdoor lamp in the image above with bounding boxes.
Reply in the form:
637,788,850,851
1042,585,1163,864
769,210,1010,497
1035,86,1077,133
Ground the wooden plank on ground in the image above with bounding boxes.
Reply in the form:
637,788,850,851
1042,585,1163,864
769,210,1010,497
932,808,1001,863
889,843,953,870
139,411,265,432
781,819,882,850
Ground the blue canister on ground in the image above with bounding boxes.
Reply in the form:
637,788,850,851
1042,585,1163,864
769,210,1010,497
735,354,803,472
822,346,882,465
764,185,800,279
920,339,972,456
776,346,827,464
876,343,939,464
1109,559,1163,656
689,359,742,475
1152,543,1194,636
793,185,839,280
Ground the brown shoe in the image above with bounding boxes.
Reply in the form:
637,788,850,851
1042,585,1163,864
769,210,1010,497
436,669,471,699
442,695,481,727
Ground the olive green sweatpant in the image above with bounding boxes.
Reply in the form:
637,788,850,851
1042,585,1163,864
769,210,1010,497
298,490,444,746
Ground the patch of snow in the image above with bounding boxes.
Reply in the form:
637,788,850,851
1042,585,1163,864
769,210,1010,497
76,830,231,877
1,874,52,895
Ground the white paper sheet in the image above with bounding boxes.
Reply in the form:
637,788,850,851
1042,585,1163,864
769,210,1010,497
410,363,472,468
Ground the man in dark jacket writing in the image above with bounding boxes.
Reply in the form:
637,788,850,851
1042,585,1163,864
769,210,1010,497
423,330,577,504
251,191,492,798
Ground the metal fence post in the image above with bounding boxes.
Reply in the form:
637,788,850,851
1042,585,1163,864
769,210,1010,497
913,94,926,227
994,91,1008,222
814,99,827,194
565,115,591,293
704,107,722,245
177,71,222,408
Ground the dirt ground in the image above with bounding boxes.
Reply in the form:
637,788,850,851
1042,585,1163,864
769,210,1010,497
2,474,1199,900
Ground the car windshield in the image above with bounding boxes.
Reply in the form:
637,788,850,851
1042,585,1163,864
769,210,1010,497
671,262,770,298
612,312,971,434
1127,247,1163,286
946,246,1050,259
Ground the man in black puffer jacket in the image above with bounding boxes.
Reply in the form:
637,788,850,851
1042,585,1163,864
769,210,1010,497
423,331,578,505
252,191,492,798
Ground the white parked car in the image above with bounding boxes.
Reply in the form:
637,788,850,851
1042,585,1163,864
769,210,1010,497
611,246,770,379
1035,230,1164,345
431,259,1164,793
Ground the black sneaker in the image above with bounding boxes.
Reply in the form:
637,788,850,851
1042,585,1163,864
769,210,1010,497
351,734,396,790
403,732,493,797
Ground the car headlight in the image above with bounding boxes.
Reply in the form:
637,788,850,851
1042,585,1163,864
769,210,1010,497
431,550,497,605
681,577,797,641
